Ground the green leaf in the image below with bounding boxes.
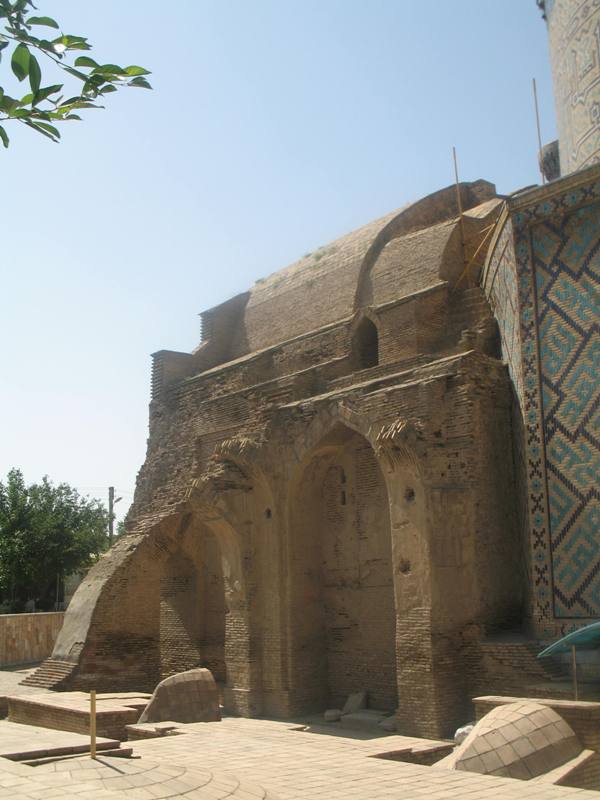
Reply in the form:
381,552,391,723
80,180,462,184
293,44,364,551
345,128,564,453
31,120,60,139
25,120,58,142
71,101,102,109
33,84,62,105
20,92,33,105
26,16,59,28
59,96,83,107
65,114,81,120
63,66,88,81
29,54,41,94
74,55,99,69
124,65,150,76
0,125,8,149
92,63,124,75
66,41,92,51
128,77,152,89
11,43,30,81
57,35,91,51
99,85,117,94
0,94,19,112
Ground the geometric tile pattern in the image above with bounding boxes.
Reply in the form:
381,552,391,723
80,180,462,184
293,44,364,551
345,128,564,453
512,180,600,629
531,204,600,618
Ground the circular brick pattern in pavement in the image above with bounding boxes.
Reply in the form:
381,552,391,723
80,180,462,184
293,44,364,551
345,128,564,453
34,754,279,798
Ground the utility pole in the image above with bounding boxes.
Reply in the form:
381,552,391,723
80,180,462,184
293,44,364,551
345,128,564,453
108,486,122,546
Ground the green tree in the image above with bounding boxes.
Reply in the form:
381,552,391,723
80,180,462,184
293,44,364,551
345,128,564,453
0,468,109,611
0,0,151,148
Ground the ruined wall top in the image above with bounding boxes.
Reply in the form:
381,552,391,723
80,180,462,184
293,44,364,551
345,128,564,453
196,180,497,364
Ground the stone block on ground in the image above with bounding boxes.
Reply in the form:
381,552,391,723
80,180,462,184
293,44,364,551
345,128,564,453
126,721,183,740
138,668,221,724
341,691,367,715
324,709,342,722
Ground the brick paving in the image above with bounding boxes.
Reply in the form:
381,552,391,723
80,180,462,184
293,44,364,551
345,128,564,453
0,716,595,798
130,717,595,799
0,666,46,718
0,665,39,697
0,753,278,799
0,719,118,759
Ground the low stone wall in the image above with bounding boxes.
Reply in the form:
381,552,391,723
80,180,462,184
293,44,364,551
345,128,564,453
0,612,64,667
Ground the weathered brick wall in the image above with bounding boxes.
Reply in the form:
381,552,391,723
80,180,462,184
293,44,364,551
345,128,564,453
46,180,528,741
159,554,202,679
0,612,64,666
288,432,397,713
199,533,226,682
466,638,566,700
560,752,600,792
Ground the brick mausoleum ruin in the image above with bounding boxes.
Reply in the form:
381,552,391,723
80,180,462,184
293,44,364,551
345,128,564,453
28,0,599,740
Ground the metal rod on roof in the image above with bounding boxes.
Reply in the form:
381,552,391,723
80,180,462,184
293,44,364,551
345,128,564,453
452,146,470,286
532,78,546,185
454,222,496,291
571,645,579,701
90,690,97,759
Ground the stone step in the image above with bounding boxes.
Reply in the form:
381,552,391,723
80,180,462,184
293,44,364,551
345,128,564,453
20,658,75,689
8,692,150,741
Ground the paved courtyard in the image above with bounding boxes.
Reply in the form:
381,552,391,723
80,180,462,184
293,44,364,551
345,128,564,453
0,715,596,798
120,717,597,799
0,664,597,799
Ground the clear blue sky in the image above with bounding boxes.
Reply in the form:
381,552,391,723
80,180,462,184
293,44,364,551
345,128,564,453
1,0,555,521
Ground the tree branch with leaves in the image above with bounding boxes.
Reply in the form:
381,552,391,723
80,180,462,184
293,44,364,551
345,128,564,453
0,0,151,148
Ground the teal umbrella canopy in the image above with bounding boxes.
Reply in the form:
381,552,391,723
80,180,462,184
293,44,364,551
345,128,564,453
538,622,600,658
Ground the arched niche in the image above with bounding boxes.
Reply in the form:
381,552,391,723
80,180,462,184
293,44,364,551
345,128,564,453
287,423,397,713
352,316,379,369
158,519,226,683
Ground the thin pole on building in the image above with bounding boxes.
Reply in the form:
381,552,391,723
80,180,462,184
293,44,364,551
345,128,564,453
108,486,114,545
532,78,546,184
108,487,122,546
571,645,579,701
90,689,97,759
452,146,469,285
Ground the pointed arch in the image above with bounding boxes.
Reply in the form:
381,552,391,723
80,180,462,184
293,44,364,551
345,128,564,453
352,315,379,369
285,420,397,713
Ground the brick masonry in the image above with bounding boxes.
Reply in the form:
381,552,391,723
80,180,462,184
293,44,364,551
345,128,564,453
38,171,598,741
